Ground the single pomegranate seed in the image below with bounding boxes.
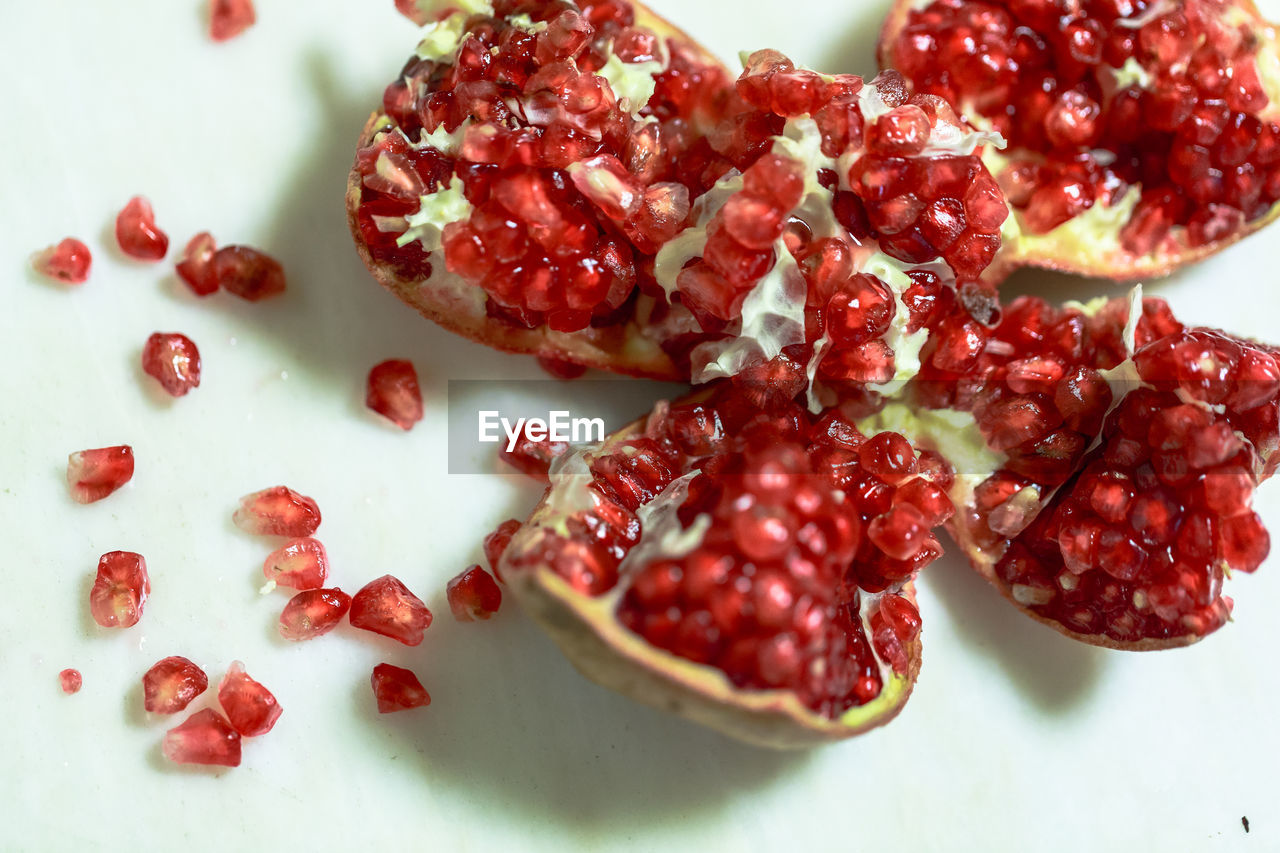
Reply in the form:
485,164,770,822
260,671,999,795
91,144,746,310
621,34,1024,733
33,238,92,284
233,486,321,537
349,575,433,645
262,538,329,590
142,656,209,714
217,661,282,736
366,359,424,430
141,332,202,397
483,518,522,581
537,355,588,380
213,246,286,301
59,669,83,694
370,663,431,713
278,588,352,641
447,565,503,621
89,551,149,628
163,709,241,767
209,0,256,41
66,445,134,504
115,196,169,261
176,232,219,296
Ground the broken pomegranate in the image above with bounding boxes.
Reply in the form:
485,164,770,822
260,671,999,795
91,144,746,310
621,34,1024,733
366,359,424,430
176,232,219,296
349,575,433,645
447,565,503,621
218,661,282,736
89,551,150,628
209,0,256,42
163,709,241,767
278,588,352,641
262,537,329,591
233,486,322,537
33,238,91,284
66,445,134,504
370,663,431,713
141,332,202,397
115,196,169,261
59,669,82,694
213,246,286,301
142,656,209,714
881,0,1280,280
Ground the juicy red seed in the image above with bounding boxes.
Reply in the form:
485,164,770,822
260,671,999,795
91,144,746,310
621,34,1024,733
370,663,431,713
142,656,209,714
176,232,219,296
34,238,92,284
89,551,150,628
59,669,83,694
209,0,256,41
349,575,433,645
142,332,202,397
262,538,329,590
163,709,241,767
483,518,521,582
537,355,588,380
67,445,135,504
857,432,916,482
217,661,282,736
867,504,930,561
213,246,286,301
447,565,503,621
233,486,322,537
278,588,352,641
115,196,169,261
366,359,424,430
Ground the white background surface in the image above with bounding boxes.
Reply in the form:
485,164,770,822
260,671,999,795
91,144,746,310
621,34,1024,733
2,1,1278,849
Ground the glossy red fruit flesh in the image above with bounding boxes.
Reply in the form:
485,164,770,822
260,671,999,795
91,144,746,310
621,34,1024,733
59,669,82,694
447,565,503,621
209,0,255,42
163,709,241,767
115,196,169,261
34,238,92,284
90,551,150,629
176,232,219,296
483,518,522,582
213,246,286,301
233,486,322,537
262,538,329,591
218,662,282,736
67,445,134,504
366,359,424,430
142,332,202,397
278,588,352,641
349,575,433,645
142,656,209,714
370,663,431,713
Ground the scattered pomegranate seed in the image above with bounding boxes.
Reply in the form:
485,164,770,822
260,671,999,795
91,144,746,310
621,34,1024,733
33,238,92,284
115,196,169,261
141,332,202,397
163,708,241,767
370,663,431,713
213,246,285,301
262,538,329,591
89,551,149,628
366,359,424,430
447,565,503,621
176,232,219,296
233,486,321,537
483,518,521,582
58,669,82,694
278,588,351,641
349,575,432,645
217,661,282,736
66,445,134,504
537,356,588,380
209,0,256,42
142,656,209,714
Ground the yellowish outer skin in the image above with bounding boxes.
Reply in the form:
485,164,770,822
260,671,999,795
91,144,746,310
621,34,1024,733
499,410,922,749
878,0,1280,285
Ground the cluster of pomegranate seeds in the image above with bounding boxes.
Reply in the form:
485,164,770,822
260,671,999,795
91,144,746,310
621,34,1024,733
59,669,83,695
262,538,329,590
176,232,219,296
349,575,433,645
214,245,286,301
141,332,202,397
115,197,169,261
446,565,503,621
209,0,256,42
66,445,135,504
483,518,522,582
33,238,92,284
142,657,209,714
217,662,282,736
888,0,1280,250
233,486,322,537
278,588,352,641
366,359,424,430
163,709,242,767
370,663,431,713
89,551,150,628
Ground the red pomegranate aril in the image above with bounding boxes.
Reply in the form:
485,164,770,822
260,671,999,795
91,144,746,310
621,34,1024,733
142,656,209,714
349,575,432,645
176,232,219,296
142,333,201,397
262,538,329,590
209,0,255,41
483,518,521,582
67,445,134,504
213,246,286,301
89,551,149,628
115,196,169,261
163,709,241,767
370,663,431,713
447,565,503,621
218,661,282,737
278,588,352,641
59,669,82,694
233,486,321,537
33,238,91,284
366,359,424,430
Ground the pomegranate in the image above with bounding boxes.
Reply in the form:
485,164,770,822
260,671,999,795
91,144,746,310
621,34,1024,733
278,588,352,641
210,0,256,42
89,551,150,629
59,669,83,695
881,0,1280,281
261,537,329,591
66,445,134,504
349,575,433,645
176,232,219,296
163,709,241,767
218,661,282,736
141,332,202,397
370,663,431,713
142,656,209,714
115,196,169,261
233,486,322,537
366,359,425,430
33,238,92,284
446,565,503,620
213,245,286,301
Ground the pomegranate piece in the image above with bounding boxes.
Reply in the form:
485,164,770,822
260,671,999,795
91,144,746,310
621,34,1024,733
89,551,149,628
213,246,285,301
162,709,241,767
115,196,169,261
141,332,202,397
209,0,255,41
59,669,82,694
366,359,423,430
233,486,321,537
446,565,502,621
33,238,92,284
349,575,432,645
278,587,351,641
262,538,329,590
370,663,430,713
176,232,219,296
66,445,134,504
142,656,209,714
217,661,282,736
483,518,522,582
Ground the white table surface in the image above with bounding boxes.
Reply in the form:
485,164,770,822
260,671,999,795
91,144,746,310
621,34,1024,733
2,1,1277,849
